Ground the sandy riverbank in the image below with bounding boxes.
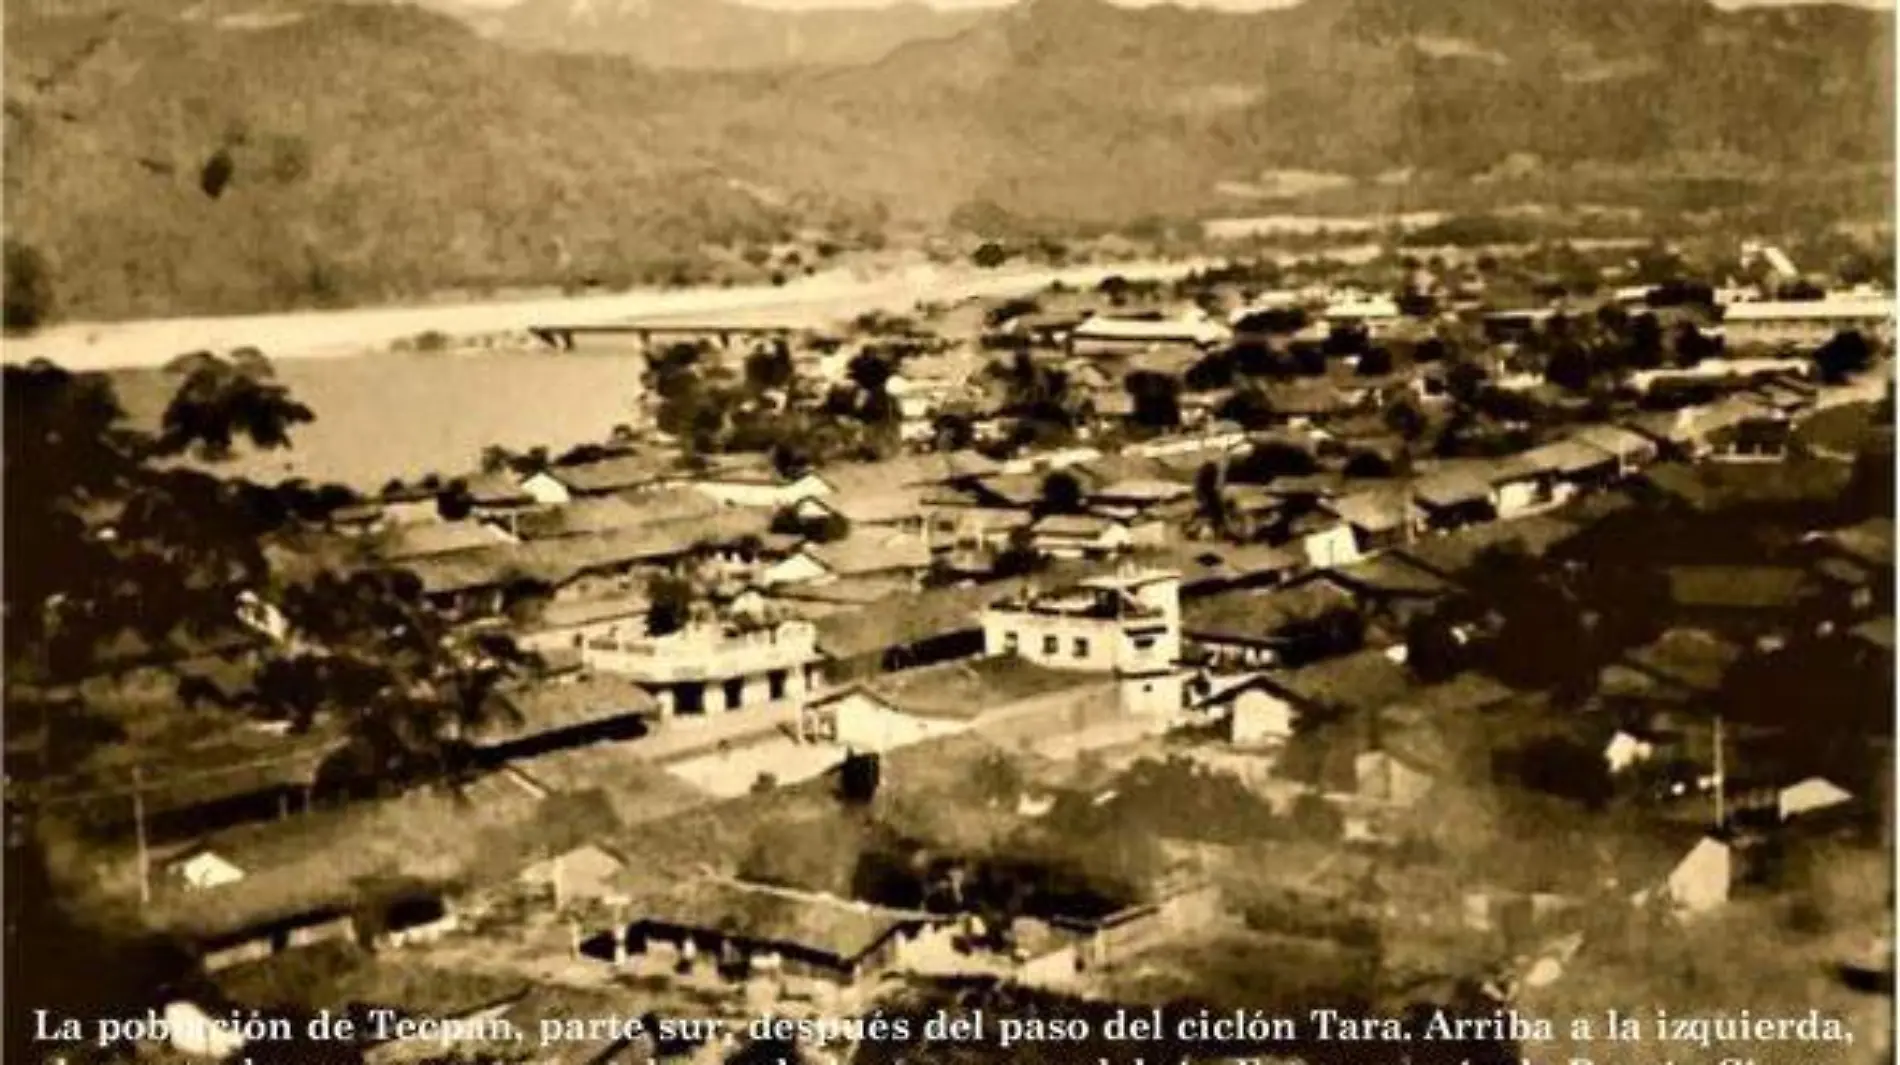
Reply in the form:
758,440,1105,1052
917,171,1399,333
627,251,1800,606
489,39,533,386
3,258,1215,372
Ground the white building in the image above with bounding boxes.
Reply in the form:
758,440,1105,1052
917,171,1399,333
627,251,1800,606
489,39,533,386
582,618,821,716
1719,296,1895,348
978,569,1185,718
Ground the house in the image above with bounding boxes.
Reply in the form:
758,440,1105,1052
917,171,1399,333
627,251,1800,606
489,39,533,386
524,456,673,503
1326,487,1413,553
762,533,931,588
1625,357,1813,397
517,595,649,655
1626,397,1782,461
1069,313,1231,357
1087,479,1195,523
466,672,659,761
1663,836,1733,916
581,617,821,718
1662,565,1823,638
172,848,247,891
1509,437,1623,507
1320,295,1403,335
1289,555,1454,625
1221,647,1415,729
1718,296,1894,348
1803,517,1894,613
605,879,947,987
1409,466,1500,531
1294,515,1363,569
1029,514,1149,560
1483,307,1560,344
379,483,443,527
927,506,1037,553
516,497,655,541
1778,777,1853,822
1393,514,1580,582
1352,749,1436,808
1598,628,1744,715
982,569,1180,673
1604,730,1658,775
1134,540,1302,596
374,520,516,563
692,469,833,510
519,843,631,908
797,685,970,753
811,581,1004,680
463,471,538,525
1570,423,1660,477
1635,459,1854,516
1184,582,1361,669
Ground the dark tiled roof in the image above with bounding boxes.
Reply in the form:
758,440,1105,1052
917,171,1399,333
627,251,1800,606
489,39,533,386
623,878,930,968
1262,648,1415,715
1664,565,1819,611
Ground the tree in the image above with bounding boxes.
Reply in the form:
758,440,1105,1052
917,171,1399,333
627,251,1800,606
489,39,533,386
932,411,975,451
1342,450,1394,478
1406,610,1473,683
1355,347,1394,376
1217,386,1278,430
200,147,236,199
4,361,309,686
1815,330,1872,384
743,341,794,393
1544,343,1594,393
1673,322,1721,368
1228,440,1316,484
3,240,54,332
1383,398,1427,442
839,751,882,803
436,479,473,521
1124,371,1182,431
645,574,695,637
1193,462,1228,535
1037,470,1085,516
1497,735,1613,809
972,242,1010,269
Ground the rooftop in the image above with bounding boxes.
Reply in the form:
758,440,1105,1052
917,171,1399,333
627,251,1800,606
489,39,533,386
1183,582,1356,641
540,455,672,495
1663,565,1820,612
806,532,932,578
374,520,512,562
473,672,659,747
1611,627,1745,697
1261,647,1415,716
620,878,931,967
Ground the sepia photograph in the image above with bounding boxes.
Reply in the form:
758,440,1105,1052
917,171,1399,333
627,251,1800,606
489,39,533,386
2,0,1896,1062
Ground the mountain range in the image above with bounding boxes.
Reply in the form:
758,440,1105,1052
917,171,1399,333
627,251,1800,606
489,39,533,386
434,0,991,70
5,0,1893,321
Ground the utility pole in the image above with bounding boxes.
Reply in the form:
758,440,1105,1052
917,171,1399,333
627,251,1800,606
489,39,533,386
1712,713,1728,831
132,767,151,909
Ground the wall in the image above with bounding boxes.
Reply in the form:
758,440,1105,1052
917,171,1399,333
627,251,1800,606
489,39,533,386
983,612,1175,674
697,474,831,509
1231,689,1295,747
521,472,573,506
1301,525,1361,569
1494,479,1541,520
823,692,968,752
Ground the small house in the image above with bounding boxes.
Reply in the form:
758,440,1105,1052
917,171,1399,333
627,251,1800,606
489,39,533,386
172,848,247,891
1029,514,1142,560
1663,836,1733,916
